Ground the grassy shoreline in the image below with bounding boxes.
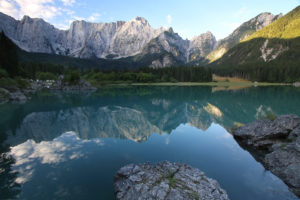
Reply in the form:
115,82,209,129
99,75,292,87
104,81,291,87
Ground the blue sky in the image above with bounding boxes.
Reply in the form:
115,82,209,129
0,0,299,39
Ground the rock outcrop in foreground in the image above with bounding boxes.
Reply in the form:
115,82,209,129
232,114,300,197
114,161,229,200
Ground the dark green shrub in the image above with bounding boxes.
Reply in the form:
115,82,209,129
0,78,17,89
0,68,8,78
15,77,29,89
36,72,57,81
266,112,277,121
64,70,80,84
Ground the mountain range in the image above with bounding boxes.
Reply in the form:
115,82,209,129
211,6,300,82
0,10,282,68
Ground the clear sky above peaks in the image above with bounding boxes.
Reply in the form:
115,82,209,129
0,0,299,40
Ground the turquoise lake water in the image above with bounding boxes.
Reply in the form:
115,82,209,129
0,86,300,200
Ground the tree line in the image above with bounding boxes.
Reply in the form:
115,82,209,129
0,31,212,86
83,66,212,84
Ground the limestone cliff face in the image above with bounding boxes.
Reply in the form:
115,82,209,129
140,29,217,68
64,17,165,58
140,28,189,68
0,13,164,58
0,12,216,67
0,11,280,67
189,31,216,62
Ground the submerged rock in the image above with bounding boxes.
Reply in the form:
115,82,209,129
232,114,300,197
114,161,229,200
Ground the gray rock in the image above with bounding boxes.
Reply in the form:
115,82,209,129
0,88,9,104
0,87,27,104
114,161,229,200
50,78,97,91
294,82,300,87
145,29,217,68
232,114,300,196
9,90,27,102
189,31,216,62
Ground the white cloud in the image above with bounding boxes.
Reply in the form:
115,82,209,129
61,8,75,15
0,0,19,18
88,13,101,22
0,0,61,20
61,0,75,6
167,14,172,24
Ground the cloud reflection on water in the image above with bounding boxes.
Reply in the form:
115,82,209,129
9,132,104,184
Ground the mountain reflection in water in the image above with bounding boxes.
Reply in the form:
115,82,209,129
0,86,300,200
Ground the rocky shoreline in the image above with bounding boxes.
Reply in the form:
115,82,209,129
232,114,300,197
0,87,27,104
114,161,229,200
0,76,96,104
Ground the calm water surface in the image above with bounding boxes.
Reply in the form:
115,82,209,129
1,86,300,200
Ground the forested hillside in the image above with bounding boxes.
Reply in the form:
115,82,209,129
210,6,300,82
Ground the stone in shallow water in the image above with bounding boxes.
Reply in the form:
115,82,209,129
114,161,229,200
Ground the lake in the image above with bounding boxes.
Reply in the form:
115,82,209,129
1,86,300,200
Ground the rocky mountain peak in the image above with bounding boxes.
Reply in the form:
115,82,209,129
132,16,149,25
20,15,45,24
206,11,281,63
21,15,31,22
188,31,217,62
134,16,148,23
191,31,216,43
0,12,165,58
228,12,282,40
250,12,283,30
0,10,284,68
167,27,174,34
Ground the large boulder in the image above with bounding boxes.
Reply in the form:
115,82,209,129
114,161,229,200
9,90,27,102
232,114,300,197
